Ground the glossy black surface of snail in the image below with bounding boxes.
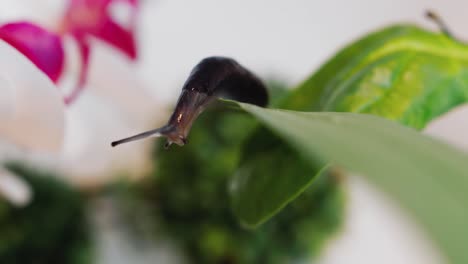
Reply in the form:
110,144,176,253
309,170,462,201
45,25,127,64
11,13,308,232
111,56,268,148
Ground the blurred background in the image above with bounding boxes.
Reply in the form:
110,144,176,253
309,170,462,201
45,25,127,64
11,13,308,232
1,0,468,263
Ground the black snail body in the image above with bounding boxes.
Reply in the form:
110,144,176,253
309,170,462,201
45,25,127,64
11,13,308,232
111,56,269,148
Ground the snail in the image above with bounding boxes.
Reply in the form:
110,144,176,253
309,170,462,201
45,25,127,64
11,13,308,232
111,56,268,148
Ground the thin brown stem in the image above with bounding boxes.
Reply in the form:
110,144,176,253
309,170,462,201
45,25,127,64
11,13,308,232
426,10,455,39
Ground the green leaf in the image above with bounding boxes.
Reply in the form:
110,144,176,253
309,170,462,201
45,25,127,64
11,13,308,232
282,24,468,119
230,125,332,227
231,102,468,263
230,24,468,227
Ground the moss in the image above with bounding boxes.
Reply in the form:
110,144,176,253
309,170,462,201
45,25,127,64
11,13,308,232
0,163,92,264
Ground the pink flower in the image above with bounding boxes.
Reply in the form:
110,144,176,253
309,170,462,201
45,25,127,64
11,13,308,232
62,0,138,59
0,0,139,105
0,0,149,190
0,22,65,83
61,0,139,104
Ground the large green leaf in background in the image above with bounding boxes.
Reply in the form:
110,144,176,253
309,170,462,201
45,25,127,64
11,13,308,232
231,102,468,264
230,24,468,226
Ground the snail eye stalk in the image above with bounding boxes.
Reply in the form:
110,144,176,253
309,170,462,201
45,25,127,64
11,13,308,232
111,56,269,148
111,126,172,147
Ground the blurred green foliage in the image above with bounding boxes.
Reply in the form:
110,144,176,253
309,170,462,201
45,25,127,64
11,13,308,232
0,163,92,264
122,102,344,263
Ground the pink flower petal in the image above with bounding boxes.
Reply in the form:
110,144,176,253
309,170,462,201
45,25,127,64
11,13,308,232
64,41,90,105
127,0,138,7
60,0,139,104
0,22,64,83
63,0,138,59
91,17,137,59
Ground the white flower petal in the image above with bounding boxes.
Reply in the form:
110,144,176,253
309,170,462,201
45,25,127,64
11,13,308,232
0,40,65,153
57,93,158,187
0,73,14,125
0,167,33,207
0,0,65,29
